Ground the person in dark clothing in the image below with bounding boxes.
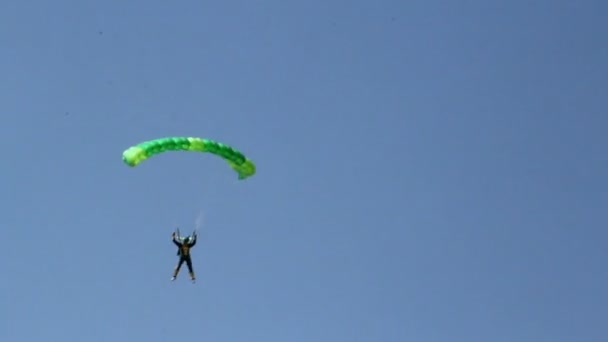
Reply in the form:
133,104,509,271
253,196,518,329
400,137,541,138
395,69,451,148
171,231,197,282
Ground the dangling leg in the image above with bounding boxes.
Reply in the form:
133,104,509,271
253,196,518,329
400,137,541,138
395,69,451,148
186,257,195,282
172,257,185,281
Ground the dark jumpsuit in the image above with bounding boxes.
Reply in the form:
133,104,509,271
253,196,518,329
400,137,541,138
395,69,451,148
172,236,196,280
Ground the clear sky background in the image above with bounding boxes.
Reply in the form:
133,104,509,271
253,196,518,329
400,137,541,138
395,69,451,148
1,1,607,341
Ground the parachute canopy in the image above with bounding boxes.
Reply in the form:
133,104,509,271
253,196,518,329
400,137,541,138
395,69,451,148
122,137,256,180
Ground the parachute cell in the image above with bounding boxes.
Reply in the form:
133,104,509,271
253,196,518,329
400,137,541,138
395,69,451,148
122,137,256,179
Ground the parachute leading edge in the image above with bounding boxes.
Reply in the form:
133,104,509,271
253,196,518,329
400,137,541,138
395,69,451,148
122,136,256,180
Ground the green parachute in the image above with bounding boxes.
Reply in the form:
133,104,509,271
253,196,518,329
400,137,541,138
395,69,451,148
122,137,256,179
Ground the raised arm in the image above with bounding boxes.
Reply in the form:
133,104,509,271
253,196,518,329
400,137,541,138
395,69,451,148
172,232,181,246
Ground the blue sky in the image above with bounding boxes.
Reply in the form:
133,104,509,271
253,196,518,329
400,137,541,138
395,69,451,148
1,0,607,341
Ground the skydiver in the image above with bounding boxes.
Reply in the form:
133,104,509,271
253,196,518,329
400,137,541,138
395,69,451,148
171,231,197,283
